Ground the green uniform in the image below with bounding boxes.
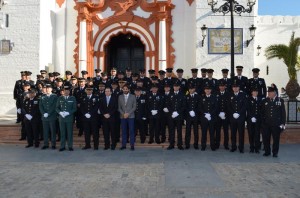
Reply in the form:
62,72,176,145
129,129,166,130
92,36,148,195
56,96,77,149
39,94,58,147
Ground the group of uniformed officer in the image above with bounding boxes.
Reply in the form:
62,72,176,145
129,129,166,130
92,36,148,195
14,66,286,157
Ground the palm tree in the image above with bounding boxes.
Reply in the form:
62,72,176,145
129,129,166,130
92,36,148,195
265,32,300,100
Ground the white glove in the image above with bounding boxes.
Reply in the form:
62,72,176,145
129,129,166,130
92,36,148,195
142,117,147,120
219,112,225,119
205,113,211,121
163,108,169,113
59,112,65,118
97,109,101,114
233,113,240,119
280,124,286,130
25,114,32,120
85,113,91,118
17,108,21,114
172,111,179,118
151,110,158,116
189,111,195,117
44,113,49,118
251,117,257,123
64,111,69,116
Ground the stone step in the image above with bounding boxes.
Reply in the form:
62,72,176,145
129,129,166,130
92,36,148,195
1,123,300,147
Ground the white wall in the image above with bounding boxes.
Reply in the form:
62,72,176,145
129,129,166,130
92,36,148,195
0,0,40,115
255,16,300,90
195,0,257,79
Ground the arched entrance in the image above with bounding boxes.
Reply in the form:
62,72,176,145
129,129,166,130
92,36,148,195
105,33,145,73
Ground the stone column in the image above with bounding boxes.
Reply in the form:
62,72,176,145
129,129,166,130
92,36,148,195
79,19,87,73
157,4,168,71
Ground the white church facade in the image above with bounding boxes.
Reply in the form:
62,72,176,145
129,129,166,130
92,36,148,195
0,0,299,116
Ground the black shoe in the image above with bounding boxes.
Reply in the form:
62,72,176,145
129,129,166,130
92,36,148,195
156,141,161,144
273,154,278,158
215,145,220,150
56,139,60,142
59,148,65,152
201,147,206,151
130,146,135,151
111,147,115,150
178,146,184,150
194,145,199,150
120,146,126,150
239,150,244,153
93,147,98,150
230,148,236,152
19,138,26,141
16,120,21,123
148,140,154,144
69,148,74,151
51,146,56,150
104,147,109,150
161,139,166,143
141,140,145,144
185,146,190,150
167,146,174,150
250,149,254,153
41,146,49,150
255,150,260,154
82,146,91,150
78,132,83,137
263,153,270,157
25,144,33,148
224,146,229,150
34,145,39,148
211,148,216,151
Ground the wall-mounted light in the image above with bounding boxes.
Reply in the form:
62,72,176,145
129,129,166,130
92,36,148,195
0,39,14,54
246,24,256,47
201,24,208,47
257,45,261,56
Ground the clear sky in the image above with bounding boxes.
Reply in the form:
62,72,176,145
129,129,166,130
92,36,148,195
258,0,300,16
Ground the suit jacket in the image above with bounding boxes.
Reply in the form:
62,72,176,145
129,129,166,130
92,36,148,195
167,92,186,120
227,92,247,120
39,94,58,121
147,93,163,119
99,95,118,120
135,95,147,120
185,93,200,121
248,78,267,98
56,96,77,122
22,97,40,121
261,97,286,126
199,94,218,121
247,96,262,121
118,93,136,119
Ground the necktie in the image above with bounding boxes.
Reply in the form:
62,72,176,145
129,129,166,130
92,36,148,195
191,94,194,98
125,95,128,105
106,96,110,106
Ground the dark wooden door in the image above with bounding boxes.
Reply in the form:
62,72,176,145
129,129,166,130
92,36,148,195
106,34,145,73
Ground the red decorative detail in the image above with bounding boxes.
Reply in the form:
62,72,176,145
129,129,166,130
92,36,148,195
56,0,65,8
186,0,194,6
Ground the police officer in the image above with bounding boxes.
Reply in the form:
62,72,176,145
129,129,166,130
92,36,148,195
99,87,118,150
164,68,177,89
261,87,286,157
93,69,102,88
175,68,188,94
73,78,87,136
56,86,77,151
161,84,171,143
167,82,186,150
147,84,163,144
234,66,248,94
109,67,118,81
247,87,262,153
52,78,64,96
199,84,218,151
248,68,267,98
219,68,232,92
158,70,166,94
14,71,27,123
81,70,88,79
139,69,151,90
63,71,73,87
215,81,230,150
125,67,133,83
134,87,147,143
39,84,58,150
184,85,200,149
81,87,100,150
203,69,218,94
228,82,247,153
22,89,40,148
188,68,201,94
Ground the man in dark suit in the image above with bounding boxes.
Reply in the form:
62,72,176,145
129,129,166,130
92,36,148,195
99,87,118,150
167,82,186,150
219,68,232,93
228,82,247,153
134,87,147,143
93,69,102,89
147,84,163,144
199,85,218,151
247,87,262,153
184,85,200,149
14,71,27,123
188,68,201,95
80,87,100,150
248,68,267,98
261,87,286,157
118,85,137,150
73,78,87,136
215,81,230,150
175,69,188,94
161,84,171,143
163,68,177,90
203,69,218,94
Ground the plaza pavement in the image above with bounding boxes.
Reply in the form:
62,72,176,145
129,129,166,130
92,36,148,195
0,144,299,198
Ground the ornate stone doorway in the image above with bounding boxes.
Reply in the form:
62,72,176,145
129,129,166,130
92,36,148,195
105,33,145,73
